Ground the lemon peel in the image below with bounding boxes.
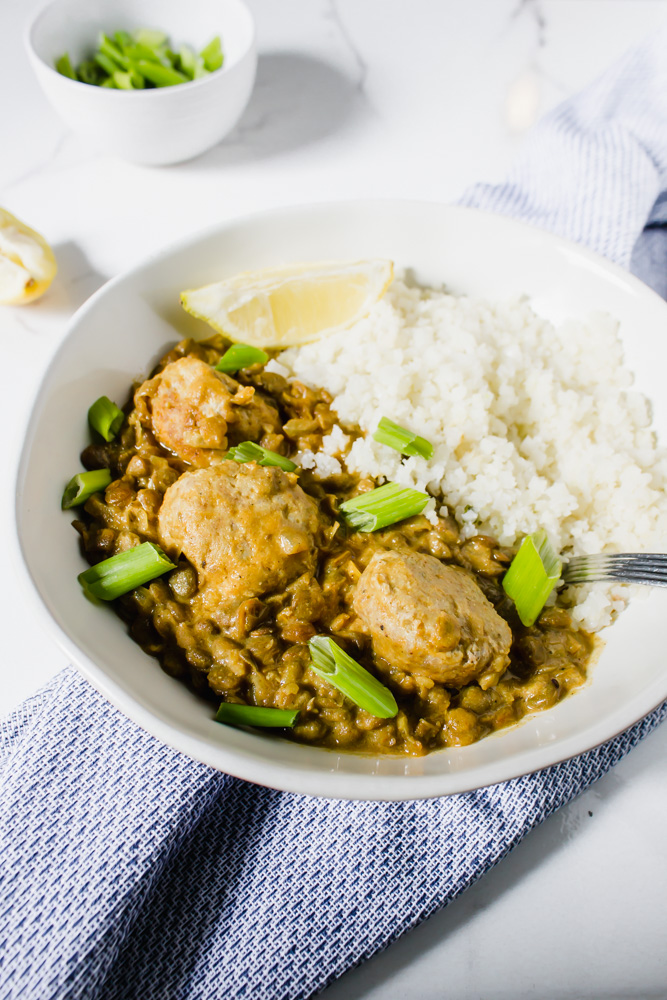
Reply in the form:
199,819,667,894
0,209,57,305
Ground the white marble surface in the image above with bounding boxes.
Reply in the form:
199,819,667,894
3,0,667,996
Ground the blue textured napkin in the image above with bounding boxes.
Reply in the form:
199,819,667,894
3,30,667,1000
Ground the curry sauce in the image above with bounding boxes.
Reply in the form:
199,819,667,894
73,336,595,756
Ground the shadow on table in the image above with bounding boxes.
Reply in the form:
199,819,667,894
189,51,370,169
38,241,109,317
320,756,641,1000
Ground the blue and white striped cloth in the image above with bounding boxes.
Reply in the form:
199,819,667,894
2,29,667,1000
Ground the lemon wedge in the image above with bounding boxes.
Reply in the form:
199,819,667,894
180,259,394,347
0,208,57,305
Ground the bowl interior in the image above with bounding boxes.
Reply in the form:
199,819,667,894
28,0,254,74
15,201,667,800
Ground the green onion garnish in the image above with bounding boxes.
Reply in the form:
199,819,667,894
215,703,299,728
125,41,172,69
55,53,77,80
98,33,129,69
135,61,188,87
88,396,124,442
62,469,112,510
502,529,562,627
339,482,430,532
94,52,120,78
113,30,133,50
200,35,224,72
225,441,297,472
77,59,104,85
78,542,175,601
178,45,198,78
134,28,168,49
308,636,398,718
373,417,434,459
215,343,269,373
112,70,135,90
55,29,223,88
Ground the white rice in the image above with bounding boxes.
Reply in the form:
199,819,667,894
269,278,667,631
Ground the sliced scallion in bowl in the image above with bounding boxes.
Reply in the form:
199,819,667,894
55,29,224,90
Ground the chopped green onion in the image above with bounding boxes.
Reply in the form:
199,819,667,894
128,65,145,89
178,45,197,79
502,529,562,627
215,703,299,728
98,33,129,69
62,469,112,510
215,343,269,373
133,28,168,49
114,30,133,50
308,636,398,719
135,60,188,87
200,35,223,72
373,417,434,459
55,31,222,89
88,396,124,441
193,57,209,80
77,59,104,85
339,482,430,532
94,52,119,77
78,542,175,601
177,48,209,81
124,42,172,68
225,441,297,472
55,53,77,80
112,70,135,90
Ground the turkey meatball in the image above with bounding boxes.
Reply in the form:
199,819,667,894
134,356,281,466
158,460,326,615
353,548,512,689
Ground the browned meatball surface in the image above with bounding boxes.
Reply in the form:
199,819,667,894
353,548,512,688
134,356,281,466
158,460,326,616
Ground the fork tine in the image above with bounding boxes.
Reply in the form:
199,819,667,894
562,569,667,586
607,559,667,570
565,553,667,571
605,555,667,567
567,569,667,579
559,552,667,587
566,552,667,560
563,578,667,587
563,555,609,570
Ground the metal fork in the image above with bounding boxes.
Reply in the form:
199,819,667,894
562,553,667,587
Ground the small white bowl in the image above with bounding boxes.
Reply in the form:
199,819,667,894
25,0,256,165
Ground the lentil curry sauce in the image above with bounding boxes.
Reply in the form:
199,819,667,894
74,336,595,756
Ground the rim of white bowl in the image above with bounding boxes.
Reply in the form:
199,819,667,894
13,199,667,801
24,0,256,97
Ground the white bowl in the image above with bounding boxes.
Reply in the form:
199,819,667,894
15,201,667,800
25,0,256,165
